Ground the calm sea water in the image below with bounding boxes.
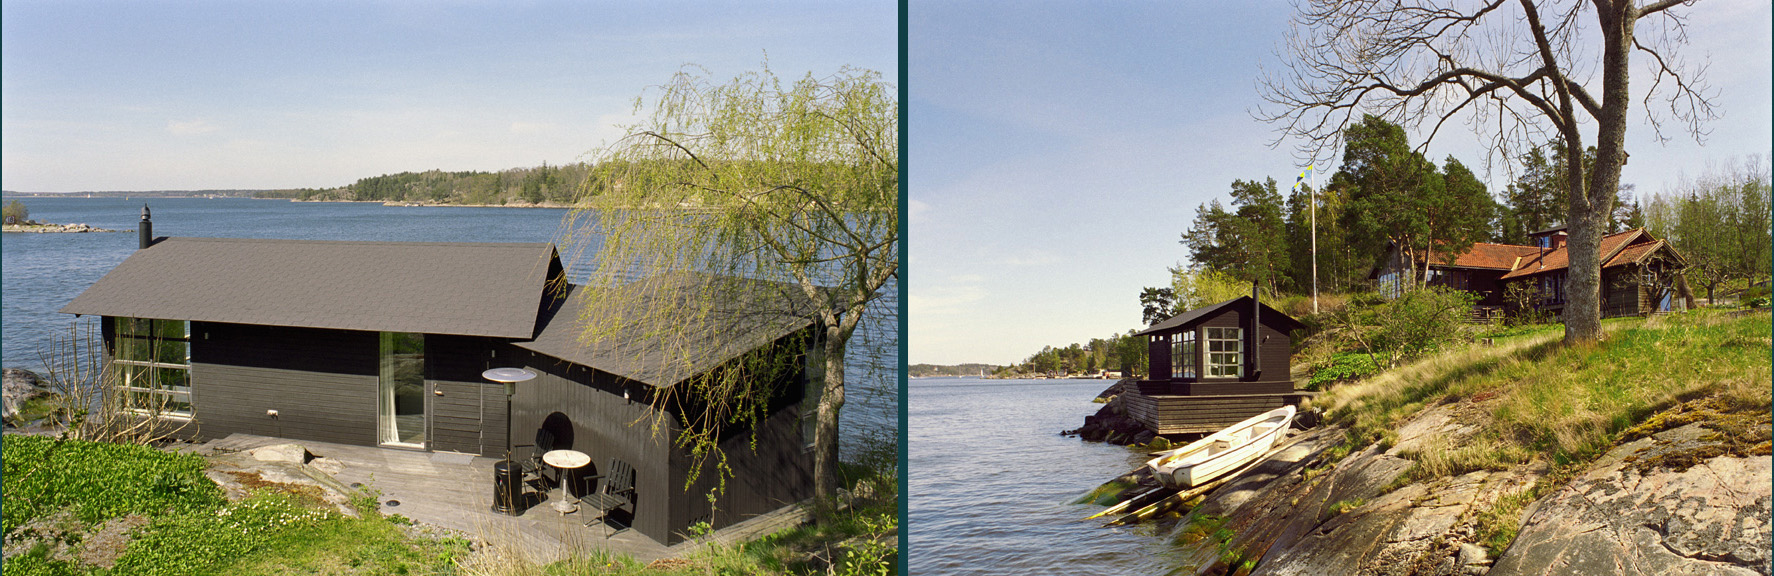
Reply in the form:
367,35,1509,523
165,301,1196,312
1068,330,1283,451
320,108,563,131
908,377,1187,575
0,197,894,443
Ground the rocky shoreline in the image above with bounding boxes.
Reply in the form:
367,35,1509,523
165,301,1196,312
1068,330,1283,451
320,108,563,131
2,222,125,233
1065,380,1771,575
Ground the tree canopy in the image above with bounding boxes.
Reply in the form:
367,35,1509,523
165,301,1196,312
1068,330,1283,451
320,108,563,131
564,64,896,501
1259,0,1718,344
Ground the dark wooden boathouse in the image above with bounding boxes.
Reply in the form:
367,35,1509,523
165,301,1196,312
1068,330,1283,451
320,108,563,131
60,222,816,545
1127,295,1308,435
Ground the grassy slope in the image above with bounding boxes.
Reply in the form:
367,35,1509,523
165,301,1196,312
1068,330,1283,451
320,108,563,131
1313,310,1772,552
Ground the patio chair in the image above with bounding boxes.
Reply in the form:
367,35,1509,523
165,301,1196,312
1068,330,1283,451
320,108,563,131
512,428,556,490
579,458,636,537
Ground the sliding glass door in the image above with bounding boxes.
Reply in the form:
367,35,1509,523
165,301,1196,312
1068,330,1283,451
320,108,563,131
378,332,427,447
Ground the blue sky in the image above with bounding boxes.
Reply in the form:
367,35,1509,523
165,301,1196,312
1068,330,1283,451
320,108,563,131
909,1,1772,366
2,1,896,192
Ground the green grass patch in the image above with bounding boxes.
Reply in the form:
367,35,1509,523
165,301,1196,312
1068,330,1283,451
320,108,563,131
2,436,469,576
1308,352,1379,390
3,435,223,535
1323,311,1771,481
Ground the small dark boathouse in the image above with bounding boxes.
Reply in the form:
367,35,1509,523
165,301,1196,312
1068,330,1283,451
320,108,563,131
1126,293,1308,435
58,210,816,545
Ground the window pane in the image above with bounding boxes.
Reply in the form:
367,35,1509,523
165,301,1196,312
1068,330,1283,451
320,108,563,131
157,367,189,392
155,339,188,365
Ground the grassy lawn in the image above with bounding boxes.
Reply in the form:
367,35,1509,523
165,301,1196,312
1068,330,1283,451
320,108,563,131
1313,309,1772,553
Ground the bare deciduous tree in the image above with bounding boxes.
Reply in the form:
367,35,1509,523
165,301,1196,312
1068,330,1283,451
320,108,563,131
1258,0,1717,343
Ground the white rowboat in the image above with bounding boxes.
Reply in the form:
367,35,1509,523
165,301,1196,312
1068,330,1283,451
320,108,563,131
1144,405,1295,489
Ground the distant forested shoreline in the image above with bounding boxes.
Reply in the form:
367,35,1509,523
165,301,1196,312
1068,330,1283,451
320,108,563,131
4,162,591,206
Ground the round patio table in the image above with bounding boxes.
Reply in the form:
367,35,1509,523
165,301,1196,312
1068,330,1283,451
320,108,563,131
542,449,591,514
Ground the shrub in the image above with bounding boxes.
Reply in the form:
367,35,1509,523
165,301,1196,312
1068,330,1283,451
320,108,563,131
3,200,28,225
1309,352,1379,390
1,435,223,534
1325,286,1475,368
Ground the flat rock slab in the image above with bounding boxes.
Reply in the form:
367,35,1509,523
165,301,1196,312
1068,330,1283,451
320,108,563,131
1489,423,1772,576
248,443,312,464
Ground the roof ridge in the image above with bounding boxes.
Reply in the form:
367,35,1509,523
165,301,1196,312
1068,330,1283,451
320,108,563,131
157,236,556,248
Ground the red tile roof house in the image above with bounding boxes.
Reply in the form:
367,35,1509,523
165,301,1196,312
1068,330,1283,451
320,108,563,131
60,212,818,545
1370,226,1690,319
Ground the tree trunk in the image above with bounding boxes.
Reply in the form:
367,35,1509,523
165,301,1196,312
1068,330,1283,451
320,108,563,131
812,323,850,501
1566,1,1635,344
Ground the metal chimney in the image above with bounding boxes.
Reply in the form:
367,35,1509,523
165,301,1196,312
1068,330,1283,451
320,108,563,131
1250,282,1261,378
139,204,152,249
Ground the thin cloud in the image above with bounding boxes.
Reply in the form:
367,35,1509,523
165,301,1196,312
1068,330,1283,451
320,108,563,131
166,119,219,136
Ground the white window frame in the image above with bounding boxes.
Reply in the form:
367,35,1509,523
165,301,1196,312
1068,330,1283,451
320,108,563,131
1205,327,1243,378
114,318,193,419
1171,330,1196,379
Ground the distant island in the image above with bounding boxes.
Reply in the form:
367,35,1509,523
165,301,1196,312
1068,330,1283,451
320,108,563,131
2,221,124,234
4,162,590,208
909,363,1009,378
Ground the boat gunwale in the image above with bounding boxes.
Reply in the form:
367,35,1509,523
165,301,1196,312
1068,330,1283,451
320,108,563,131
1146,405,1295,485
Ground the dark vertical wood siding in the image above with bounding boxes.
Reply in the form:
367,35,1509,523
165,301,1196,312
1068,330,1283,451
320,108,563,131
1602,268,1645,318
187,322,378,445
667,366,811,545
1147,334,1170,381
508,349,674,544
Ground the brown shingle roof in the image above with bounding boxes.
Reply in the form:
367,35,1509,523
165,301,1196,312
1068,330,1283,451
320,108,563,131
1435,243,1546,270
516,273,816,387
1500,229,1647,280
61,237,558,338
1605,239,1680,268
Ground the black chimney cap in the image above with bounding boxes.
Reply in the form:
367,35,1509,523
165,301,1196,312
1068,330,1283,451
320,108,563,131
141,204,151,220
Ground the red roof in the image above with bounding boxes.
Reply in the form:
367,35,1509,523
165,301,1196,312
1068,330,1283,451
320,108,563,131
1436,243,1545,270
1606,239,1677,268
1499,229,1661,280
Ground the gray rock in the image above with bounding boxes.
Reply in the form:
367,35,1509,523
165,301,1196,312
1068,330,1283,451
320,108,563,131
208,449,360,517
3,368,50,423
309,457,345,475
1488,423,1771,576
1458,543,1489,567
248,443,311,464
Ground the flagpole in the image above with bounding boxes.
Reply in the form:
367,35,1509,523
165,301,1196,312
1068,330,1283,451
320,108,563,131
1310,164,1319,315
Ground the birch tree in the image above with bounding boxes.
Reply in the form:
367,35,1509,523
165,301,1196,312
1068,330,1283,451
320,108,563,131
1259,0,1718,343
565,64,896,500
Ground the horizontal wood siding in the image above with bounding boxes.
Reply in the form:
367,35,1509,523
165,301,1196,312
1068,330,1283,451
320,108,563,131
187,322,378,445
427,335,504,456
1124,388,1290,435
509,349,673,544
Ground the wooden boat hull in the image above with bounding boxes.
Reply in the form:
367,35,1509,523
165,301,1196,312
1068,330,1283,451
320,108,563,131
1144,405,1294,489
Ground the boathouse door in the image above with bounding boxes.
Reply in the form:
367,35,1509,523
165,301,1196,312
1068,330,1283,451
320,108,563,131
378,332,429,448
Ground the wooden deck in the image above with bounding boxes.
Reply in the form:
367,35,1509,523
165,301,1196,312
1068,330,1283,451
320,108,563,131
188,434,812,564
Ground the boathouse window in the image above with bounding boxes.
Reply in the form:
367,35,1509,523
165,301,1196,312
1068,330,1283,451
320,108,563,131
1205,327,1242,378
113,318,192,419
1171,331,1196,379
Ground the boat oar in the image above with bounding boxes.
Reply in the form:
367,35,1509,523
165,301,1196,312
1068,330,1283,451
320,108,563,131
1084,485,1172,520
1105,458,1259,526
